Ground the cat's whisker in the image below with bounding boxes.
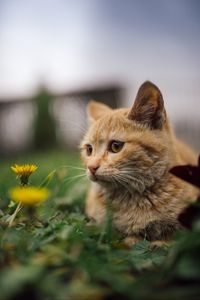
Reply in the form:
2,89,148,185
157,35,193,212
56,121,87,135
62,173,87,183
118,170,143,180
57,127,87,136
114,175,131,191
61,174,87,187
112,174,121,188
114,173,142,191
118,167,140,173
117,173,145,192
119,172,144,185
56,115,87,125
113,174,128,185
56,118,88,132
59,165,86,171
109,176,117,188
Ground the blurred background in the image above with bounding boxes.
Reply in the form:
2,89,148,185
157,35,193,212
0,0,200,157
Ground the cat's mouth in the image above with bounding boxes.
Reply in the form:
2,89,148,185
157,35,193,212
88,174,116,187
88,172,108,183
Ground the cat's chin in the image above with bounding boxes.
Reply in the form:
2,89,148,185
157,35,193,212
88,174,98,182
88,174,109,185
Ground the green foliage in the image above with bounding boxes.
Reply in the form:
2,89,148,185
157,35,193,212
33,86,57,149
0,150,200,300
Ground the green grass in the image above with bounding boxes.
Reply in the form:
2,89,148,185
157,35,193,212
0,149,200,300
0,149,82,205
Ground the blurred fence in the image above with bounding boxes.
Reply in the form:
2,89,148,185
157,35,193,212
0,85,124,156
0,84,199,157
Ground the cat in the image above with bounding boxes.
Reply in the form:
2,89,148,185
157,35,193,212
80,81,199,246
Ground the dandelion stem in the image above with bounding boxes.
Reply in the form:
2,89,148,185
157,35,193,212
8,202,22,227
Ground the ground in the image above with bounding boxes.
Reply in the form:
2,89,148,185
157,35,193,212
0,149,200,300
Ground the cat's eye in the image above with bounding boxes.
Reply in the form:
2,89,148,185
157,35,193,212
85,144,93,156
108,140,124,153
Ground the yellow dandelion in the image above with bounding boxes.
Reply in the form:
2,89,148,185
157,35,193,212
9,186,50,206
11,164,38,176
11,164,38,185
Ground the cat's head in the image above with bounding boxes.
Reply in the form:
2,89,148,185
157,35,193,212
81,81,174,193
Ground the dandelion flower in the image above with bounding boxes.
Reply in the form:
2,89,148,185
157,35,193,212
11,164,38,185
9,186,50,206
11,164,38,176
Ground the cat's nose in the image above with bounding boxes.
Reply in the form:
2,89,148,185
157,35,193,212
88,165,99,175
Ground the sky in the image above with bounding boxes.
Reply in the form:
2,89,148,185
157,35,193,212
0,0,200,119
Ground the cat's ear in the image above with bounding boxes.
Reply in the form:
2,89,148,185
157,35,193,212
87,100,112,122
128,81,166,129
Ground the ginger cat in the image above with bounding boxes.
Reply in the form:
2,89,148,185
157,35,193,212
80,81,199,246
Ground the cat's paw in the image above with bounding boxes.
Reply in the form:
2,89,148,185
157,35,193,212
150,240,170,249
123,236,141,247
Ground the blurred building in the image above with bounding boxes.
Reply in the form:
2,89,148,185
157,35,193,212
0,84,124,156
0,82,199,158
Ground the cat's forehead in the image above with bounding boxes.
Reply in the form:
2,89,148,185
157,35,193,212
86,111,140,143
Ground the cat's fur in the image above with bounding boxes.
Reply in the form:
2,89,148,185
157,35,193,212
80,81,199,246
